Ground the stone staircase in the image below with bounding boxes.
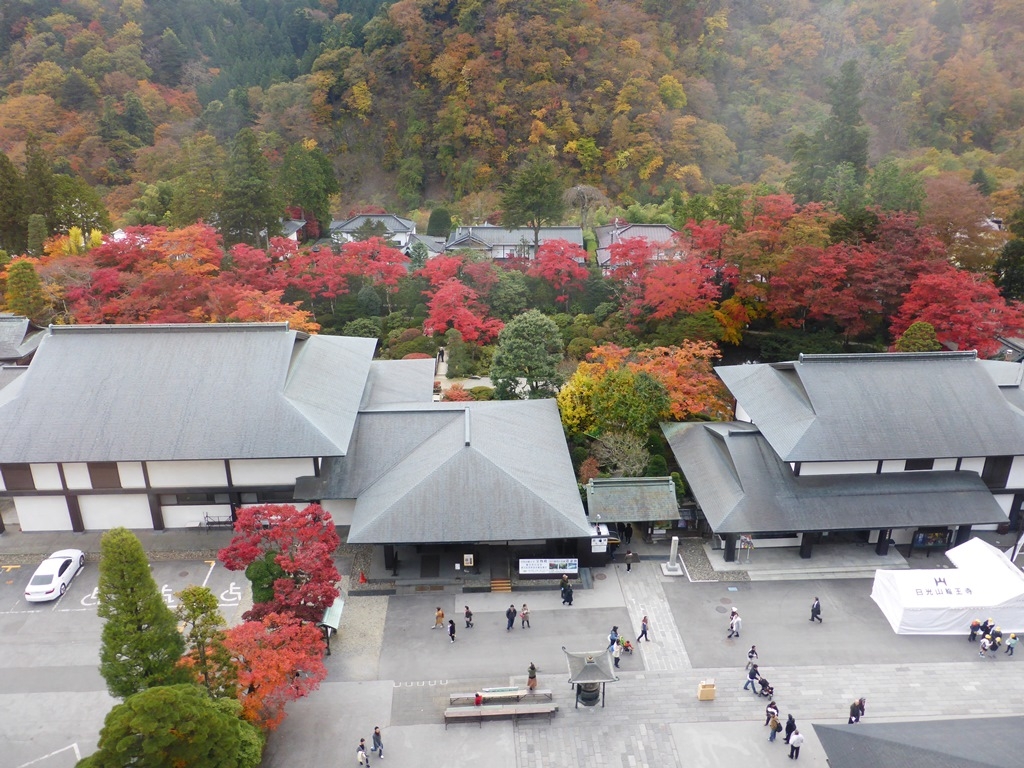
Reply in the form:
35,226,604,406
490,578,512,592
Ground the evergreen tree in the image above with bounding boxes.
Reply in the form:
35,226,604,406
122,93,155,145
175,586,235,698
97,528,188,699
22,135,56,235
490,309,565,399
501,156,565,246
970,167,997,197
52,175,111,234
426,208,452,237
5,259,45,321
994,239,1024,302
894,321,943,353
170,134,225,227
218,128,282,248
26,215,47,256
279,142,338,235
151,28,188,86
77,685,262,768
0,151,25,253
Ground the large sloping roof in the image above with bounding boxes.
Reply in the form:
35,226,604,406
813,717,1024,768
593,224,677,266
310,399,591,543
662,421,1008,534
330,214,415,234
0,323,378,462
446,225,584,250
358,358,435,410
717,352,1024,462
585,477,680,523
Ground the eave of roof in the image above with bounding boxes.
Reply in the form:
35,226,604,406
586,477,680,522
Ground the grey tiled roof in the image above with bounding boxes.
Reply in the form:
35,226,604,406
813,717,1024,768
0,323,377,463
585,477,679,523
314,399,590,543
330,214,415,234
717,352,1024,462
594,223,677,266
0,315,44,361
358,358,435,410
661,421,1008,535
446,225,584,249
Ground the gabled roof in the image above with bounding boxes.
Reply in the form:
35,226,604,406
718,352,1024,462
330,214,415,234
813,717,1024,768
0,323,378,463
586,477,679,523
358,358,436,410
405,233,447,255
446,225,584,251
0,315,45,362
309,400,591,543
661,421,1008,534
593,224,677,266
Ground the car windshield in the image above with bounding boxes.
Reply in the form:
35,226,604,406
29,574,54,586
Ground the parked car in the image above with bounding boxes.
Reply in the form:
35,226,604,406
24,549,85,602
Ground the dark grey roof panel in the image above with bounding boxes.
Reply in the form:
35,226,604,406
0,323,371,462
662,422,1009,534
718,353,1024,461
813,717,1024,768
586,477,679,523
346,400,591,543
0,315,44,360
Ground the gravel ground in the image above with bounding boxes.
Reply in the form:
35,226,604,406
679,537,750,582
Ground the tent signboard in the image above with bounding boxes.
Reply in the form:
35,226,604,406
870,538,1024,635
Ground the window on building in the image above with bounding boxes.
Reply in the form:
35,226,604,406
88,462,121,489
981,456,1013,489
1,463,35,491
904,458,935,471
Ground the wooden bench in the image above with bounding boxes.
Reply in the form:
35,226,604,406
443,702,558,728
449,689,553,705
200,512,234,531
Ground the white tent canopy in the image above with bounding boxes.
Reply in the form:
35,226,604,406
871,538,1024,635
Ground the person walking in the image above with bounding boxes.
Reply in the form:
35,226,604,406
608,626,619,652
520,603,530,628
433,606,445,630
613,638,623,668
624,549,639,572
505,604,517,631
728,609,742,638
788,729,804,759
561,582,574,605
625,523,633,544
783,714,797,744
464,605,474,628
1005,633,1018,655
447,619,456,643
638,615,650,642
765,699,779,726
810,597,822,623
527,662,538,691
371,727,384,759
746,644,759,669
768,713,781,742
848,699,861,724
357,739,368,765
743,664,760,692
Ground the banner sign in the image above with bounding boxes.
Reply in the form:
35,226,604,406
519,558,579,575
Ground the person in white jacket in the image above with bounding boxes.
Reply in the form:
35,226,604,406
788,729,805,760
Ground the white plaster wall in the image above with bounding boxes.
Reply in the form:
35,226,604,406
798,460,878,476
118,462,147,489
960,457,985,475
79,495,152,530
30,463,63,490
1005,456,1024,488
229,458,314,486
994,494,1014,514
735,403,751,423
880,460,906,473
63,463,92,489
15,496,72,531
934,459,958,471
146,460,227,488
321,498,355,525
162,503,233,529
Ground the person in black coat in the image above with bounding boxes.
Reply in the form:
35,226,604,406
784,714,797,744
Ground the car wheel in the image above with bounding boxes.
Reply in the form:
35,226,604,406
78,555,85,567
60,583,67,596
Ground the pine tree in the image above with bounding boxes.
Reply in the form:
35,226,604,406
501,156,566,246
22,135,56,234
97,528,188,699
218,128,282,248
26,215,47,257
5,259,45,320
0,151,25,253
490,309,565,399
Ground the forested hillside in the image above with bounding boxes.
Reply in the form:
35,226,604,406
1,0,1022,232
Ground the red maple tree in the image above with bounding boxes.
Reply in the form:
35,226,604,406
528,239,589,304
423,278,504,343
223,612,327,731
218,503,341,624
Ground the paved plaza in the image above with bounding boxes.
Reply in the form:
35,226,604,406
2,523,1021,767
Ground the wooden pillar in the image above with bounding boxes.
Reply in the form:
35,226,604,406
723,533,737,563
875,529,892,556
954,524,972,547
799,532,815,559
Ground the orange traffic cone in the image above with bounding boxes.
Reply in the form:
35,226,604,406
359,570,367,584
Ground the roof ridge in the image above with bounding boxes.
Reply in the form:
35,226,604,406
48,322,291,335
796,351,978,363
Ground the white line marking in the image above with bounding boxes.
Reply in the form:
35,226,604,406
16,743,82,767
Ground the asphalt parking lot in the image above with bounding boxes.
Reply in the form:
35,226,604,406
0,558,247,768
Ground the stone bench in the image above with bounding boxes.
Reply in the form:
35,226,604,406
443,702,558,728
448,688,553,705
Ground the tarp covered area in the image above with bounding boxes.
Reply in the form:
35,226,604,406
871,538,1024,634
